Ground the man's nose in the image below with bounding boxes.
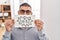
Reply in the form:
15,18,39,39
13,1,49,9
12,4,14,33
24,12,27,15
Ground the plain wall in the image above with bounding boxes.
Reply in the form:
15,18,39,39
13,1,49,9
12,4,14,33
40,0,60,40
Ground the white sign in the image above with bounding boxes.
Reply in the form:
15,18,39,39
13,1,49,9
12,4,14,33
14,15,35,27
4,13,8,16
0,13,3,16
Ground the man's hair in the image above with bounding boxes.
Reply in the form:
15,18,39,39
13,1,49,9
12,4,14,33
20,3,31,8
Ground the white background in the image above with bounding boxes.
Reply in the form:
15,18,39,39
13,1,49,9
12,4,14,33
40,0,60,40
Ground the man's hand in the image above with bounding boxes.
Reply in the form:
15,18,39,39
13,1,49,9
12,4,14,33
4,19,14,32
34,19,44,31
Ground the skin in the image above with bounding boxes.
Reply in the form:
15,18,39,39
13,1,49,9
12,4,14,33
4,6,44,32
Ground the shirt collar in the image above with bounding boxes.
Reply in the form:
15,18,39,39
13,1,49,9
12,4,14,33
17,27,32,30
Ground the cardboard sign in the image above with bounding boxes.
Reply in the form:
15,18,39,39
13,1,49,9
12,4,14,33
14,15,35,27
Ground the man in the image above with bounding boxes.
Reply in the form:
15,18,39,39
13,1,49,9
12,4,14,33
2,3,47,40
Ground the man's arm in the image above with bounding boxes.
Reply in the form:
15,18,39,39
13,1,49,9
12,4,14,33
2,19,14,40
38,30,48,40
2,31,11,40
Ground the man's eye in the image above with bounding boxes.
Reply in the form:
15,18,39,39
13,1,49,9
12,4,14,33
20,10,25,12
26,10,31,13
26,10,30,12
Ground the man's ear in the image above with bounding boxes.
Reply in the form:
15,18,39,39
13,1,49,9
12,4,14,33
31,13,32,15
18,11,20,15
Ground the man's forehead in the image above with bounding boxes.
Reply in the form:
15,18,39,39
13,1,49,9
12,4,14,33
20,6,31,10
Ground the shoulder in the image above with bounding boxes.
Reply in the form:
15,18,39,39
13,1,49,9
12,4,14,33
11,27,19,33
